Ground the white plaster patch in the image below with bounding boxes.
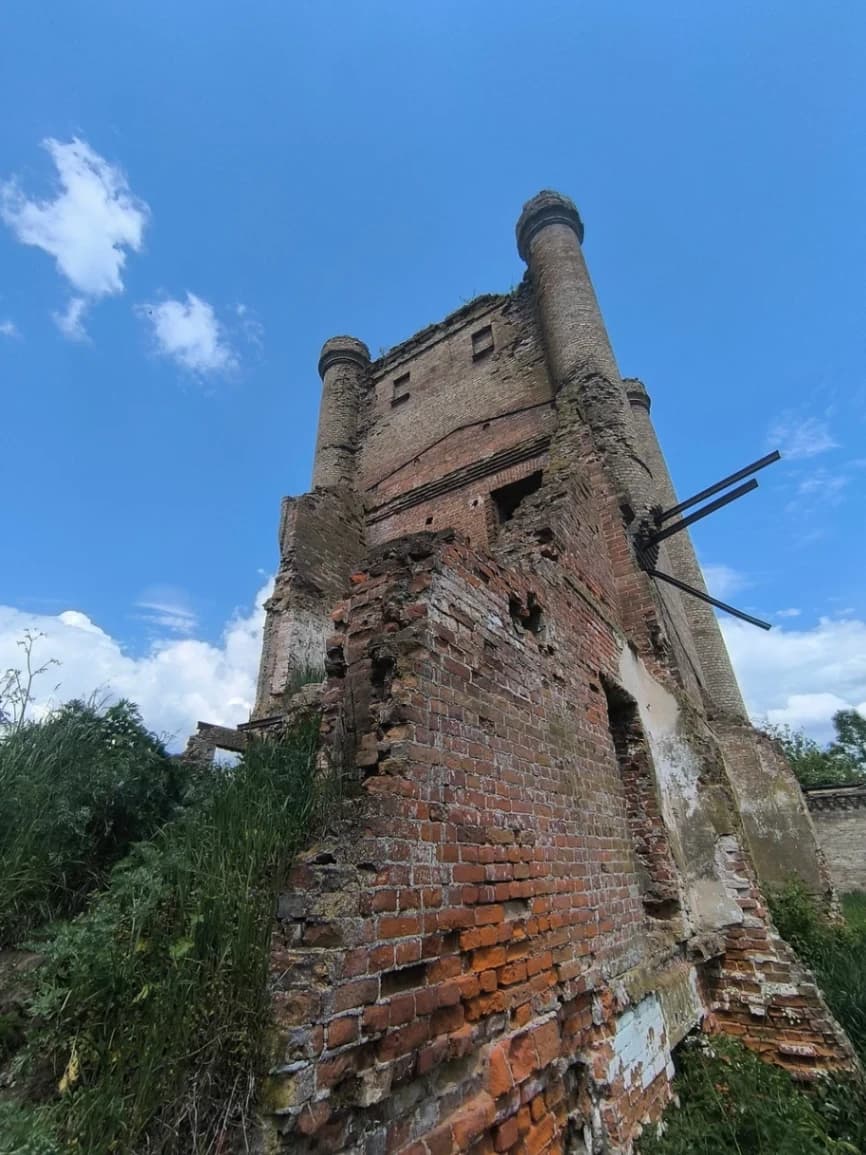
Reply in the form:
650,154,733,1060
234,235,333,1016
617,646,701,819
609,994,674,1092
617,644,743,930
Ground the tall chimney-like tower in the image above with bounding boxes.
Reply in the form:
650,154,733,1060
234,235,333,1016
312,335,370,490
516,190,651,514
625,378,748,719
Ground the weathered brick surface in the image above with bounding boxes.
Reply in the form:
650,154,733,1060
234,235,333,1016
243,189,856,1153
261,532,855,1153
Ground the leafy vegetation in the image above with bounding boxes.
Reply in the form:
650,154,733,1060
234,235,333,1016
638,1035,865,1154
763,710,866,789
0,700,184,945
769,883,866,1065
0,703,321,1153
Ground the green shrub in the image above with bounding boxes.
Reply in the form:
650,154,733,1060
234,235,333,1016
770,883,866,1064
637,1036,863,1154
0,700,184,945
12,717,319,1154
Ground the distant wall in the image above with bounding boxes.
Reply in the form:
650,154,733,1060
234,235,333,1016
804,786,866,893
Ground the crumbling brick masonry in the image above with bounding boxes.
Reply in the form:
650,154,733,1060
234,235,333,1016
240,191,856,1153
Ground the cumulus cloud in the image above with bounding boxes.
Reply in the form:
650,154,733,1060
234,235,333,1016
0,580,271,750
0,319,20,338
0,137,149,337
767,412,838,460
722,614,866,743
140,293,235,375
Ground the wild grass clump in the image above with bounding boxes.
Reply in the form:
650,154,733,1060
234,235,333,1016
637,1035,865,1154
10,717,320,1154
770,883,866,1064
0,700,184,945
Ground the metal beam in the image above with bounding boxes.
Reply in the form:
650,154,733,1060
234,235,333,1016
647,479,758,547
647,567,771,630
658,450,781,523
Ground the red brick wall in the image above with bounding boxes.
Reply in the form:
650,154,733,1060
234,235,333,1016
368,452,549,551
263,533,855,1154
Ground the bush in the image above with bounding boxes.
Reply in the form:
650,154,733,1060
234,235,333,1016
0,700,184,946
761,714,866,789
637,1036,864,1154
12,717,319,1154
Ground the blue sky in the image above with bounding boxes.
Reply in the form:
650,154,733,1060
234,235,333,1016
1,1,864,746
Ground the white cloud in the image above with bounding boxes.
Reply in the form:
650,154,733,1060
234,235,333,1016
701,563,750,600
0,319,20,338
722,614,866,743
140,293,235,374
52,296,89,341
767,412,838,460
0,580,271,750
1,137,149,338
775,608,801,619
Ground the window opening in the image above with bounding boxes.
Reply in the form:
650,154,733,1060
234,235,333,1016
491,471,543,524
392,372,410,406
471,324,494,361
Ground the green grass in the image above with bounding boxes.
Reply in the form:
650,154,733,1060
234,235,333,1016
6,717,321,1154
0,700,184,946
841,891,866,934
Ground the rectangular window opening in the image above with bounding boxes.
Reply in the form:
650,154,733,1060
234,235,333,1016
491,470,544,524
392,372,410,406
471,324,495,361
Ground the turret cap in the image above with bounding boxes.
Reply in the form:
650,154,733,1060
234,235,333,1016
318,335,371,379
516,190,585,262
624,378,652,412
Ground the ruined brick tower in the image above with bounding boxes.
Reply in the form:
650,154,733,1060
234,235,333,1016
251,192,855,1153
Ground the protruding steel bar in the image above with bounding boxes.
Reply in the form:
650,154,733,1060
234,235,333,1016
647,479,758,546
647,567,772,630
658,450,781,523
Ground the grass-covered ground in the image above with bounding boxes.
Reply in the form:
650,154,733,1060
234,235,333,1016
0,701,320,1154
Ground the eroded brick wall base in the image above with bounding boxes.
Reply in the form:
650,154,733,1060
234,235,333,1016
261,535,855,1155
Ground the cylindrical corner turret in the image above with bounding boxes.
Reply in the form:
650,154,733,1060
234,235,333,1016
312,335,370,490
625,376,748,720
624,378,651,413
516,190,620,390
516,190,648,511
